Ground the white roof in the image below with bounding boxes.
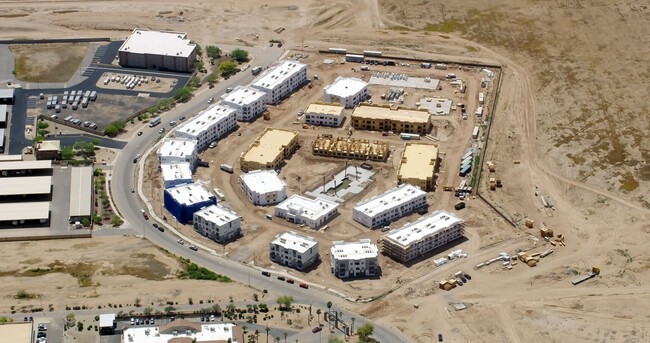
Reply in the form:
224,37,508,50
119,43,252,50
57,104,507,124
383,211,463,247
240,170,286,194
0,89,14,99
99,314,116,328
0,160,51,171
221,86,265,106
324,76,368,97
69,167,93,217
0,104,7,121
0,155,22,162
122,323,236,343
331,239,378,260
166,182,214,206
0,176,51,196
194,204,239,225
252,60,306,91
354,184,426,216
276,195,339,221
0,202,50,221
158,138,197,159
175,104,237,137
271,231,318,254
118,28,196,57
161,162,192,182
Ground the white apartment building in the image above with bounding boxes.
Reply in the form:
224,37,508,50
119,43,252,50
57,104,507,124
239,170,287,205
193,204,241,244
251,60,307,104
156,138,198,169
304,102,345,127
323,76,369,108
174,104,237,150
269,231,319,271
274,195,339,229
220,86,267,121
352,184,427,229
330,239,379,279
381,211,464,263
160,162,193,189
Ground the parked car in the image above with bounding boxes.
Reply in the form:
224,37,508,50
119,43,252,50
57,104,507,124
209,141,217,149
159,127,166,134
438,333,443,341
169,121,177,126
226,87,233,93
261,271,271,277
454,202,466,211
207,97,215,104
312,327,322,333
286,279,295,284
299,283,308,289
179,116,186,121
177,239,185,245
37,324,47,331
140,209,149,220
137,131,143,136
189,245,198,251
277,276,286,281
463,273,472,280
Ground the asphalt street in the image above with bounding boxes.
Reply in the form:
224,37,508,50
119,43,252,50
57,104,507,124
110,46,408,343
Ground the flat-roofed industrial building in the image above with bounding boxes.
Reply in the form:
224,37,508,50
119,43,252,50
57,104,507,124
351,104,431,134
397,142,439,191
69,166,93,222
220,86,267,121
330,239,379,278
304,102,345,127
239,170,287,205
0,321,33,343
0,104,7,128
381,211,463,263
312,135,389,161
193,204,241,244
0,176,52,202
0,89,14,105
251,60,308,104
352,184,427,229
270,231,320,271
240,128,298,172
118,28,197,73
0,160,52,177
323,77,369,108
174,104,237,151
274,195,339,229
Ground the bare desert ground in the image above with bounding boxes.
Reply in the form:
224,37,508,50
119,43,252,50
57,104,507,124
0,0,649,342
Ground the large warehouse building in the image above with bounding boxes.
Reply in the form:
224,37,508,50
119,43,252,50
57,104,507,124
240,128,298,172
397,142,439,191
381,211,463,263
351,104,431,134
118,28,197,73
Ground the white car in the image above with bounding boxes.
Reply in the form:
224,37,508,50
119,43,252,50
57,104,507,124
177,239,184,245
207,97,215,104
209,142,217,149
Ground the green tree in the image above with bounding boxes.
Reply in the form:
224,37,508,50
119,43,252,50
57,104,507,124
15,289,29,299
111,215,123,227
164,305,176,314
211,303,222,314
218,60,238,76
204,73,217,84
356,323,374,342
61,146,74,160
195,43,202,56
81,218,90,227
206,45,221,59
316,309,322,324
0,316,14,323
193,60,204,71
143,307,153,315
111,121,126,131
37,120,49,129
158,98,175,111
73,141,95,157
231,48,249,62
276,296,293,311
174,86,194,102
104,124,119,137
188,76,201,88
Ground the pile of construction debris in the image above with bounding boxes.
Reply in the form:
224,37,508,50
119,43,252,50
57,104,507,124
438,271,472,291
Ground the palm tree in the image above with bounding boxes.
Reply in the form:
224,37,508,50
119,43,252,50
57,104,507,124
255,330,260,343
326,302,333,330
316,309,322,324
265,325,270,343
283,332,288,343
242,325,248,343
275,337,280,343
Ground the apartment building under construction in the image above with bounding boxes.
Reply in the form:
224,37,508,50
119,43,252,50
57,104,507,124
351,104,431,135
311,135,389,161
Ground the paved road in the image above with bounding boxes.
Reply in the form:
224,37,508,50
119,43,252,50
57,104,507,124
109,46,408,343
53,133,127,150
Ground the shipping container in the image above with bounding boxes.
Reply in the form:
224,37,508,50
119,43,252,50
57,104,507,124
475,106,483,117
478,92,485,105
472,126,480,139
220,164,234,173
328,48,347,54
363,50,382,57
345,54,365,63
459,164,472,177
462,150,473,160
400,133,421,140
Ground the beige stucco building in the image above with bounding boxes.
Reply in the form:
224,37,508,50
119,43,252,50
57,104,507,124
240,128,299,172
351,104,431,134
397,142,439,191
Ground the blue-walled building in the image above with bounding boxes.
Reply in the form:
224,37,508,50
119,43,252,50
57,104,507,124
164,182,216,224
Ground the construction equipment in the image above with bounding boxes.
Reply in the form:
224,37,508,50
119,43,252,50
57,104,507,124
489,178,497,191
572,266,600,285
487,161,496,172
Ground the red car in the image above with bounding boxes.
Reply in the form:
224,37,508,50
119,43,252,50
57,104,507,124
299,283,309,289
286,279,295,284
312,326,322,333
141,209,149,220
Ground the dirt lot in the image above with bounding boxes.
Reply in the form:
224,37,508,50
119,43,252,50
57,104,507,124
2,1,649,342
9,43,88,82
0,236,254,313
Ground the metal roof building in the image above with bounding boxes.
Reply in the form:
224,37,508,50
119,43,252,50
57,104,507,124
352,184,427,228
0,176,52,196
0,202,50,222
251,60,308,104
0,160,52,176
118,28,197,73
0,88,14,104
69,167,93,219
